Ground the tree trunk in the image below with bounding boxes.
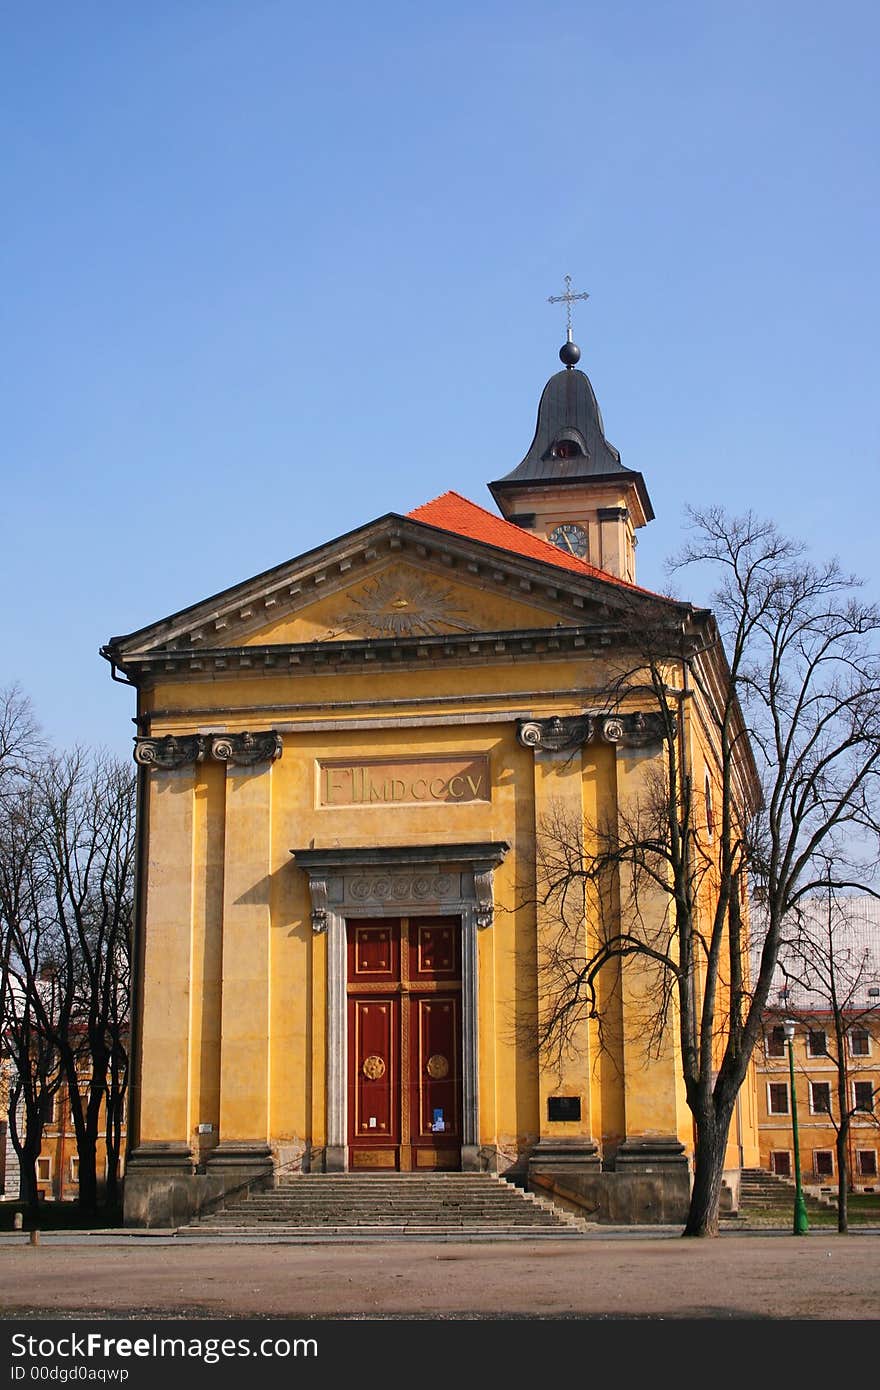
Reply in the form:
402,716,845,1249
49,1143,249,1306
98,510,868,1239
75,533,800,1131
76,1131,99,1216
836,1124,850,1233
683,1120,726,1237
9,1106,43,1219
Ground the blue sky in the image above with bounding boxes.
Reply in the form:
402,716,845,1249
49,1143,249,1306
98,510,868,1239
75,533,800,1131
3,2,878,760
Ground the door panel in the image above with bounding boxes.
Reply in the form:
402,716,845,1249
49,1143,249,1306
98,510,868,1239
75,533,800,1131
411,994,460,1168
347,916,462,1171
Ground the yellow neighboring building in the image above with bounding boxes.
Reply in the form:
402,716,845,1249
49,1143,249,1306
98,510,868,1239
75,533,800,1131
757,896,880,1192
757,1014,879,1191
103,331,761,1227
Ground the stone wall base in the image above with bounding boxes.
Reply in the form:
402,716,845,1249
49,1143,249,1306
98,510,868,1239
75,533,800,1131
529,1136,690,1225
123,1142,273,1229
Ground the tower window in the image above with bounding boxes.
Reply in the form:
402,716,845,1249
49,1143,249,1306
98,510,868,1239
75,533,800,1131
549,434,586,461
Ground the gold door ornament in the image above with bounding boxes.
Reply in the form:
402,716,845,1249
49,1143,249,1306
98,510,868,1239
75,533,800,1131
426,1053,449,1080
362,1054,386,1081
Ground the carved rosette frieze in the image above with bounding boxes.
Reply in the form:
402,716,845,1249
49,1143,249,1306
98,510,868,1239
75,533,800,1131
348,873,455,904
134,730,283,769
516,712,671,753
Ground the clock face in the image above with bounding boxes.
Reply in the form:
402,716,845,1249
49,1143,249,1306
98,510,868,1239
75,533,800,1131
549,523,588,558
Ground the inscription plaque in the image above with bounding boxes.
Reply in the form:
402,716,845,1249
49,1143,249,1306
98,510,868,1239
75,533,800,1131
319,755,490,807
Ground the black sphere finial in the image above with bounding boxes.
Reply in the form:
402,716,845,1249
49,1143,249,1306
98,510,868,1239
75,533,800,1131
559,339,581,368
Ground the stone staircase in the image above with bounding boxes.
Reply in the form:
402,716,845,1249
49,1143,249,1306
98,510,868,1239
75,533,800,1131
728,1168,836,1226
184,1172,592,1239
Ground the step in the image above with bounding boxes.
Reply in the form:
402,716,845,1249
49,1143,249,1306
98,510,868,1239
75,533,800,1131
187,1173,588,1235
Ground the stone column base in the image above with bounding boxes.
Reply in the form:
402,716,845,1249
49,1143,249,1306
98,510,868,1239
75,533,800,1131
324,1145,348,1173
613,1137,689,1170
528,1138,602,1175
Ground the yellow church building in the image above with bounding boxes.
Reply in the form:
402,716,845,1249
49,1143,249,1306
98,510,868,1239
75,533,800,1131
103,321,760,1227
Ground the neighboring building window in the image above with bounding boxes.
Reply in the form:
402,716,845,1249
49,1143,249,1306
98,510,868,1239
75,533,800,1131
850,1028,871,1058
36,1157,51,1183
768,1082,789,1114
704,773,714,838
814,1150,834,1178
857,1150,878,1178
807,1029,828,1057
766,1027,786,1059
41,1094,56,1125
852,1081,875,1113
69,1157,79,1182
810,1081,832,1114
770,1151,791,1178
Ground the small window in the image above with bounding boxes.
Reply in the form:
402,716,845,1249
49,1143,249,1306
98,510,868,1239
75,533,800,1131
857,1150,878,1178
41,1094,56,1125
552,439,584,461
768,1082,789,1115
766,1026,786,1059
810,1081,832,1114
770,1151,791,1178
36,1157,51,1182
814,1150,834,1178
69,1156,79,1182
852,1080,875,1113
807,1029,828,1057
850,1028,871,1058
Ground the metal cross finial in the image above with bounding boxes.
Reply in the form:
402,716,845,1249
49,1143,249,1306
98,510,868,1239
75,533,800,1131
547,274,589,340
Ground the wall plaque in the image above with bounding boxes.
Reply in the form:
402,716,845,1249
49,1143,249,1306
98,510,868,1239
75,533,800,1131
548,1096,581,1122
319,755,490,807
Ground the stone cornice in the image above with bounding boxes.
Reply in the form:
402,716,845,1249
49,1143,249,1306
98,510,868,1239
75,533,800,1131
134,730,283,769
110,621,698,683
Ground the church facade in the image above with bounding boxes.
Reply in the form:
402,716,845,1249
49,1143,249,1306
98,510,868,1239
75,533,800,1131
104,330,761,1227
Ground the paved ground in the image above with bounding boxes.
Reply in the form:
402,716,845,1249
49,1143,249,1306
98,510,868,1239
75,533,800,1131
1,1227,878,1321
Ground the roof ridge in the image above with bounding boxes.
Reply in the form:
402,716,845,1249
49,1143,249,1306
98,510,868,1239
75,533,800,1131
408,489,659,594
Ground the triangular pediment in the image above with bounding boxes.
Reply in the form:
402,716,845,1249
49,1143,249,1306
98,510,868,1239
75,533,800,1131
105,512,681,663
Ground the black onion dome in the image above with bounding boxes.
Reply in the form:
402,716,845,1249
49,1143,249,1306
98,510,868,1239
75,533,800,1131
488,361,654,522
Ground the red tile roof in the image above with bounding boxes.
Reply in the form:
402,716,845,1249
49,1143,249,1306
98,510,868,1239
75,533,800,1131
408,490,644,589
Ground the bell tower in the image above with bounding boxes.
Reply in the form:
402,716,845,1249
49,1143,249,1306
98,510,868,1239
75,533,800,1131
488,279,653,583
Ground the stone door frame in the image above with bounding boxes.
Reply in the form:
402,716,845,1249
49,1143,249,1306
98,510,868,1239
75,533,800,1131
291,842,509,1172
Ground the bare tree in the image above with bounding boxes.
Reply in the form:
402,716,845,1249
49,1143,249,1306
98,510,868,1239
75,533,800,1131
530,508,880,1236
769,887,880,1231
0,771,63,1213
0,691,52,1212
0,686,45,1061
35,751,135,1216
1,742,134,1217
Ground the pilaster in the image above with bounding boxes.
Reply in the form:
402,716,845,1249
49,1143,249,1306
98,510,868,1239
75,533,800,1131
136,765,198,1149
614,736,688,1160
213,734,281,1156
519,720,597,1166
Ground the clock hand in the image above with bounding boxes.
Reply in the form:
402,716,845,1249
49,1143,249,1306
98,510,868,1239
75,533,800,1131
563,532,576,555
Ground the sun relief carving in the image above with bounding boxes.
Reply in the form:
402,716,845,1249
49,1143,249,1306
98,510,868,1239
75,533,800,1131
321,570,477,639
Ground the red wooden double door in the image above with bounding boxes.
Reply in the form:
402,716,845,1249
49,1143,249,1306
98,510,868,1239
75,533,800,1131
347,916,462,1170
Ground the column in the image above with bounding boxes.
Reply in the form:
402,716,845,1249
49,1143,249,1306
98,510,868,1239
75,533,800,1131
208,732,281,1184
124,735,204,1227
613,731,689,1179
518,718,600,1176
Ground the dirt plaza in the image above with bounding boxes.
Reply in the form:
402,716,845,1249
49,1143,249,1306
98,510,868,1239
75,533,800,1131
0,1229,878,1321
